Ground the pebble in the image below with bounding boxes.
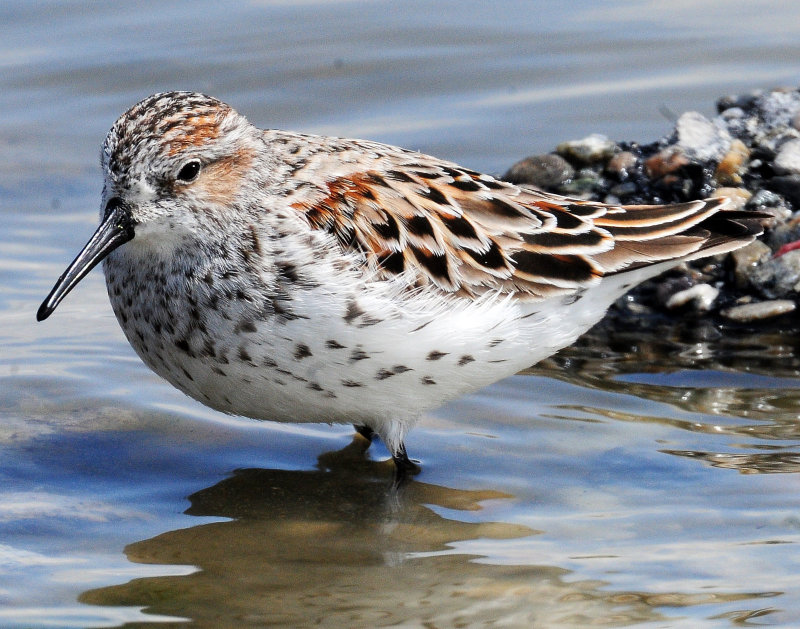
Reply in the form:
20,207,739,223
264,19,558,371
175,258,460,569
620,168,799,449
714,139,749,184
774,138,800,174
555,134,616,164
721,300,796,322
645,147,689,179
711,186,752,210
748,249,800,299
605,151,638,179
502,154,574,187
674,111,731,162
665,283,720,311
507,86,800,323
765,174,800,207
730,240,771,288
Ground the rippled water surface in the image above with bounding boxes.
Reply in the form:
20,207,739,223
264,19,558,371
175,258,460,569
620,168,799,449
4,2,800,627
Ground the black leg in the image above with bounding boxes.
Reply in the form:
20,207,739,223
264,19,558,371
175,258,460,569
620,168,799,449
353,424,375,441
392,442,421,479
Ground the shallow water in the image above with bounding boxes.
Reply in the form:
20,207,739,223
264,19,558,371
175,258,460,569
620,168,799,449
3,1,800,627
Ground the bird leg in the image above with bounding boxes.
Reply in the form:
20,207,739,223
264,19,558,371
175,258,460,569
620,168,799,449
392,442,421,478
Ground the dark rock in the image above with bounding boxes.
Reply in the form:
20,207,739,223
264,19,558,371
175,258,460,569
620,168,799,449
503,154,574,187
555,134,616,164
765,175,800,208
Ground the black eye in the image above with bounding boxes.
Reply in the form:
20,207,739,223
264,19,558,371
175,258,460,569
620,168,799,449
176,160,201,182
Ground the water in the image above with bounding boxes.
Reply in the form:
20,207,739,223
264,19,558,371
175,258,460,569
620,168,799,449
3,1,800,626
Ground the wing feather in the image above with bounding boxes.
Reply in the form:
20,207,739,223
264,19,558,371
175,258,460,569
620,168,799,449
287,146,765,300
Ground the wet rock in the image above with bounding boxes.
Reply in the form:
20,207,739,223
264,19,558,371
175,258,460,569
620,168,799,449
508,86,800,323
674,111,731,162
730,240,771,288
605,151,638,179
656,275,694,308
721,300,796,322
645,147,690,179
503,154,574,187
774,138,800,174
765,175,800,208
714,139,749,185
711,186,752,210
665,283,720,311
766,215,800,250
556,134,616,164
748,249,800,299
717,91,760,113
747,188,783,209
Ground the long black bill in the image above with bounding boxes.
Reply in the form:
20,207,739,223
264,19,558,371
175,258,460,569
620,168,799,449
36,197,135,321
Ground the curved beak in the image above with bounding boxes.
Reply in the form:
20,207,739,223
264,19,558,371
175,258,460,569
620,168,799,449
37,197,135,321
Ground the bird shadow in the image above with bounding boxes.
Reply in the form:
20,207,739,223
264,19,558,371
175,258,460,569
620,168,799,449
77,438,776,627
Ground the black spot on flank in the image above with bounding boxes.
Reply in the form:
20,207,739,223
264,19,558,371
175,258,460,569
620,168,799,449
248,224,262,256
201,340,216,358
350,348,369,362
238,347,252,362
212,366,226,376
341,380,363,388
294,343,312,359
392,365,411,374
326,340,346,349
236,319,257,333
450,178,482,192
308,382,324,391
344,300,364,324
277,262,300,284
182,367,194,382
406,215,436,238
175,339,190,354
411,320,432,333
458,355,475,366
421,376,436,385
358,316,384,328
421,185,449,206
427,350,447,361
375,368,394,380
488,338,504,348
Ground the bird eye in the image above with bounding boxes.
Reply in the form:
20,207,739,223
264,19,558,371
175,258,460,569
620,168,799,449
176,160,201,182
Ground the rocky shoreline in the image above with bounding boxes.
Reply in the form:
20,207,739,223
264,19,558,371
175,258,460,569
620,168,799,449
504,87,800,324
